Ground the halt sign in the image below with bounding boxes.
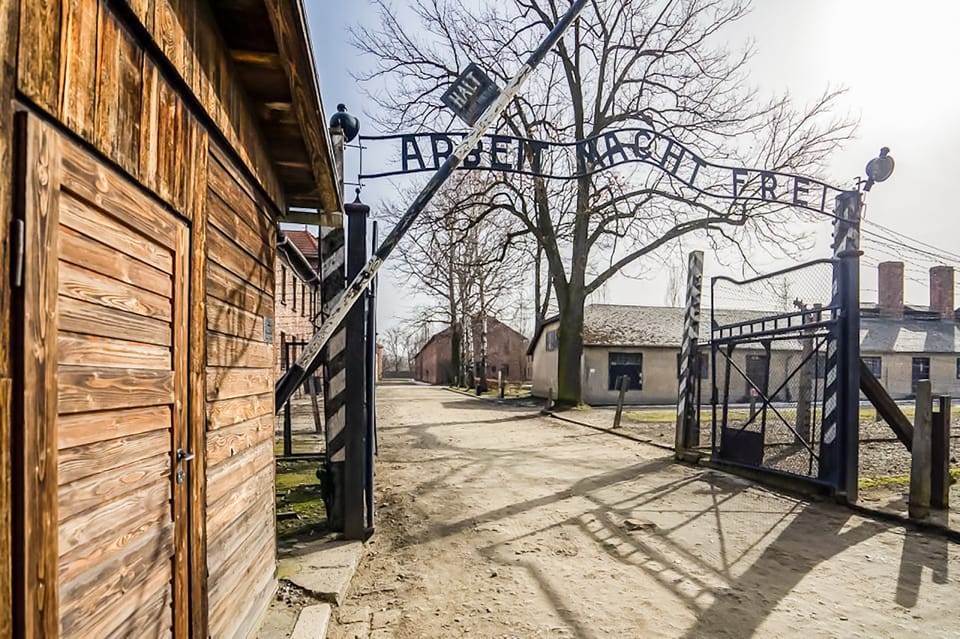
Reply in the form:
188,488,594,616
441,63,502,126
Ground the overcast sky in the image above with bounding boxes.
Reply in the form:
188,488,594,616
306,0,960,333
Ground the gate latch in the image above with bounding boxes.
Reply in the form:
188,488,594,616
11,220,24,288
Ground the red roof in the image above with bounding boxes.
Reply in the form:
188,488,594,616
285,229,319,260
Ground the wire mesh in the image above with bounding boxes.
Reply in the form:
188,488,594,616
706,260,838,479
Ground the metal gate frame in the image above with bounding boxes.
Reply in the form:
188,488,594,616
677,191,863,500
708,259,841,491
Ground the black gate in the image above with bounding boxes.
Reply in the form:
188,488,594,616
707,259,844,489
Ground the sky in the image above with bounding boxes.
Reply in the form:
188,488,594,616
305,0,960,334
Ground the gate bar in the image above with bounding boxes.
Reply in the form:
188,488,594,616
275,0,589,409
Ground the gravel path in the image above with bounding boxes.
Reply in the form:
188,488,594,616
328,381,959,639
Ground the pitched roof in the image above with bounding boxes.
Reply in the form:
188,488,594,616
284,229,319,260
528,304,960,355
208,0,342,215
414,316,528,361
859,318,960,354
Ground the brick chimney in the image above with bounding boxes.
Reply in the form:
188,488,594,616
929,265,955,319
877,261,904,318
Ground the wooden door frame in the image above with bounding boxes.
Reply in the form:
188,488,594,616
10,109,62,639
187,137,209,639
11,109,205,638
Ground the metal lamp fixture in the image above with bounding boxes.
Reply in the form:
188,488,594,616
330,104,360,142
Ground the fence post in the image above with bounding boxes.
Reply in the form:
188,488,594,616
547,387,554,411
909,380,932,519
675,250,704,457
794,304,818,442
344,196,370,540
932,395,951,509
820,190,862,501
282,342,293,456
613,375,628,429
308,376,323,435
498,369,504,399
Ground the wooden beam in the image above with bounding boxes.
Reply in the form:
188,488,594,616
16,112,61,639
0,1,21,632
859,358,913,451
263,0,341,215
17,0,61,114
229,49,282,68
189,131,210,639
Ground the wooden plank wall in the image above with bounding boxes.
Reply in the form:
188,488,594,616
56,129,189,638
204,145,277,639
12,1,286,636
16,0,284,221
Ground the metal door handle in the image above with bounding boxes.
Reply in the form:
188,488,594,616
177,449,195,462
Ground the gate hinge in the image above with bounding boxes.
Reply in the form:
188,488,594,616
11,219,24,288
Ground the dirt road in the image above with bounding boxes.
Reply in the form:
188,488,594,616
328,381,959,639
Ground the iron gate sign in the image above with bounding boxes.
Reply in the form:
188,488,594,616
440,63,502,126
359,127,845,215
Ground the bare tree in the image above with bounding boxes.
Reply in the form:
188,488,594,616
381,325,407,372
385,172,528,384
354,0,855,404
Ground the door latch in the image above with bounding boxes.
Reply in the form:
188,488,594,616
11,219,24,288
177,449,196,462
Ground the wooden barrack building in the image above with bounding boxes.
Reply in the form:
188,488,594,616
0,0,342,637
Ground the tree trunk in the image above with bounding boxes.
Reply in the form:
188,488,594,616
554,285,585,406
450,323,461,386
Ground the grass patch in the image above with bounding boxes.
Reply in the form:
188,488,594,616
275,460,327,543
859,467,960,490
622,406,913,425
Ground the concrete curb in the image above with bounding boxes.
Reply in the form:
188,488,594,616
279,540,365,606
289,604,331,639
542,410,677,453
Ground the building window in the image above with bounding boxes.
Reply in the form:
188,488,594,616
676,352,708,379
281,266,287,304
545,329,558,352
956,357,960,379
863,356,882,378
912,357,930,393
745,353,769,388
609,352,642,390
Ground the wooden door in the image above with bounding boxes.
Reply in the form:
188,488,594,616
14,113,191,638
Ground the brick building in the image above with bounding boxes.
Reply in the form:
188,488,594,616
275,229,321,375
414,317,530,384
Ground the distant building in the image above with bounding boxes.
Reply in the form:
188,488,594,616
528,263,960,405
414,317,530,385
274,229,321,376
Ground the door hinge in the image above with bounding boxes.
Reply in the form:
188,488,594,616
11,219,24,288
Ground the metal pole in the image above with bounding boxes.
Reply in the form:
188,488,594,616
275,0,589,408
282,342,292,457
344,199,369,540
365,221,378,529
